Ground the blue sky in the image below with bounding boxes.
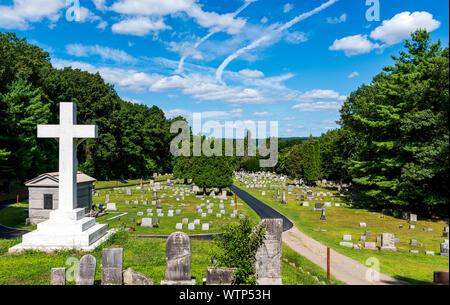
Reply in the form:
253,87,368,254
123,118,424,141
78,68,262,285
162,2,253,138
1,0,448,138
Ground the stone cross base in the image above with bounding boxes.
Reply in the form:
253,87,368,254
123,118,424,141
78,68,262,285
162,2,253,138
9,208,114,253
160,279,196,285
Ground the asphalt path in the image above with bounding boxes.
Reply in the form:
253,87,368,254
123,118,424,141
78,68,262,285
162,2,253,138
229,185,293,231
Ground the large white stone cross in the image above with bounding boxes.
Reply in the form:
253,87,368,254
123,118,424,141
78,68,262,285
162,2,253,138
37,103,97,211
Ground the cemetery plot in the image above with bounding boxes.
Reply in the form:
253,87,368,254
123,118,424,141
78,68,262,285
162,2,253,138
93,182,256,235
234,174,449,284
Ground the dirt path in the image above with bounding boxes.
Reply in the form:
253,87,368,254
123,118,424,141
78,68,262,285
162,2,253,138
282,226,407,285
231,185,408,285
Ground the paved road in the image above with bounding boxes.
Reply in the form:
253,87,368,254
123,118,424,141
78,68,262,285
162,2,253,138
231,185,407,285
229,185,293,231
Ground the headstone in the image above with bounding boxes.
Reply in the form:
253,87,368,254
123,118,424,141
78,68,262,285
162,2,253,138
365,230,371,236
359,223,367,228
303,202,309,207
320,208,326,220
76,254,96,285
360,236,366,242
206,267,236,285
380,233,396,251
441,241,449,256
254,218,282,285
105,194,110,203
343,235,352,241
123,267,154,285
202,223,210,231
281,192,286,204
102,248,123,285
364,242,377,250
409,213,417,224
176,223,183,230
161,232,195,285
434,271,449,284
339,242,353,248
315,203,322,210
188,223,195,230
141,218,152,227
51,268,66,285
410,239,417,246
410,250,419,254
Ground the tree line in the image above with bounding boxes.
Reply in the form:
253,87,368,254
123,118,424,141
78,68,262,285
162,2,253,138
0,32,178,189
243,31,449,214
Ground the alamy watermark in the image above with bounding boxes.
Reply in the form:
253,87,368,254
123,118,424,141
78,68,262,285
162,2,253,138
170,113,279,168
365,0,380,22
66,0,80,22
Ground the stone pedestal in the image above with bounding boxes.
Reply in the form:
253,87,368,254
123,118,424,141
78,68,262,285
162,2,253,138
255,219,283,285
9,208,113,252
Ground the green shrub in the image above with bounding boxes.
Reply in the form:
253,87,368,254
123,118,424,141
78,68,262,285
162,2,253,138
210,217,265,284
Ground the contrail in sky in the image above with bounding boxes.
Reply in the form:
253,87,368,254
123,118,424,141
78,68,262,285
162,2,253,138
216,0,339,83
175,0,257,74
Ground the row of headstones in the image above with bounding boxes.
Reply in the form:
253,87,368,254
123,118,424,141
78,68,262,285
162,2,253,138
51,218,283,285
339,230,449,255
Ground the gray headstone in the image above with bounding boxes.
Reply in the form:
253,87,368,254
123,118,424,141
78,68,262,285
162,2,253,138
164,232,191,281
123,267,154,285
441,242,449,256
255,218,282,285
380,233,396,251
76,255,96,285
206,267,236,285
102,248,123,285
51,268,66,285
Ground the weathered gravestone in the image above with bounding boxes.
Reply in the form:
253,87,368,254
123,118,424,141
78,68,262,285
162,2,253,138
161,232,195,285
380,233,396,251
102,248,123,285
441,240,449,256
76,254,97,285
106,203,117,211
364,242,377,250
51,268,66,285
320,208,326,220
254,218,282,285
123,267,154,285
206,267,236,285
409,214,418,224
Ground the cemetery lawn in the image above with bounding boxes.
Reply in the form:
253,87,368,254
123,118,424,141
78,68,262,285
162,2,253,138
0,231,341,285
94,175,173,189
0,201,35,230
234,180,449,285
93,183,260,235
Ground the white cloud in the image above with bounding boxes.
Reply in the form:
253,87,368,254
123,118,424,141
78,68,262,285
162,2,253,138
112,17,171,36
253,111,271,117
348,71,359,78
0,0,65,30
51,58,162,92
370,11,440,46
292,101,342,112
285,31,308,44
298,89,344,100
122,97,143,104
216,0,338,82
283,117,296,121
239,69,264,78
329,34,381,56
150,75,190,92
261,16,268,24
65,44,136,62
283,3,294,13
92,0,107,12
110,0,247,35
327,13,347,24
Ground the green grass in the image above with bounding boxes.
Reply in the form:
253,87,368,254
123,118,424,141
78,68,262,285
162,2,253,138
235,180,449,284
0,201,35,230
0,231,334,285
94,175,173,189
93,184,259,235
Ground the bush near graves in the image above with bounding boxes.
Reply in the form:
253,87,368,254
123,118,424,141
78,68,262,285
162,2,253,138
210,217,265,284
